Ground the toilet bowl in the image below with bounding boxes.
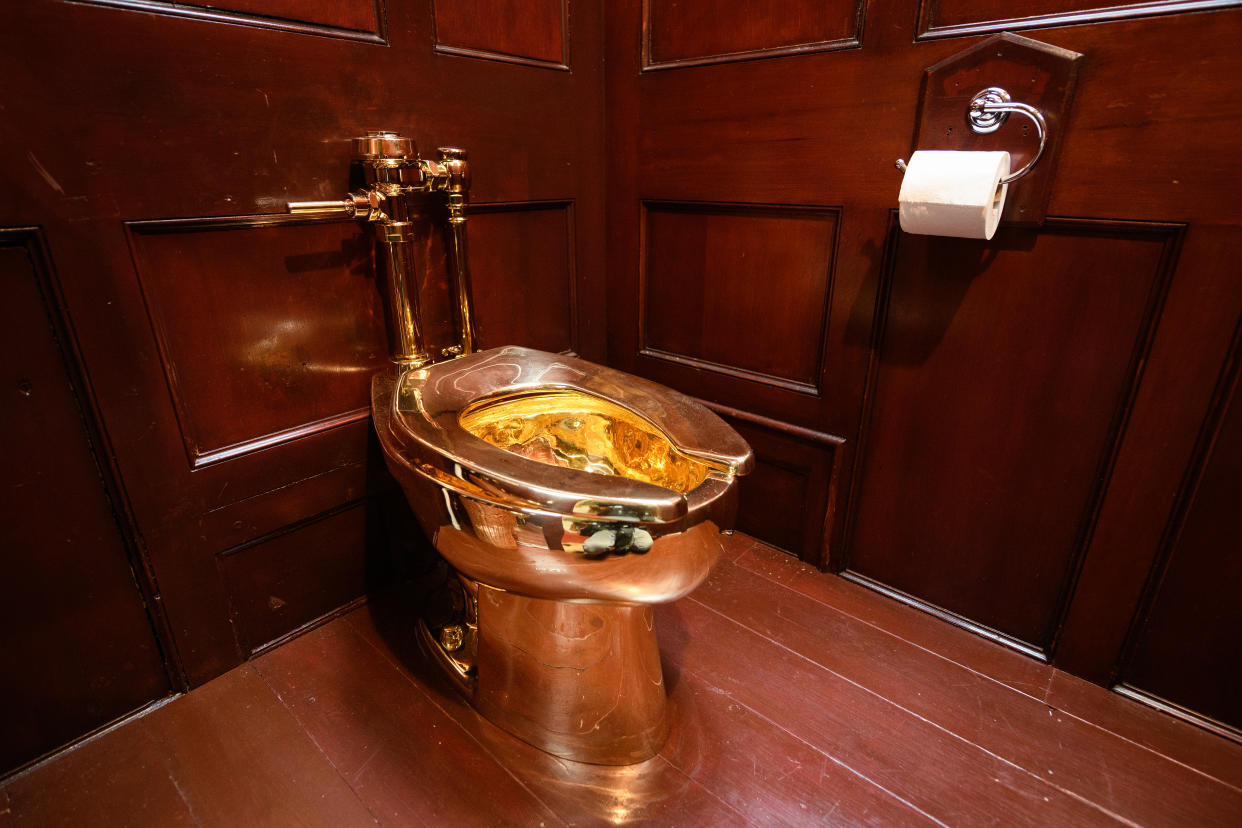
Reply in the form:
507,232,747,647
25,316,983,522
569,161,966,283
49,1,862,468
373,346,753,764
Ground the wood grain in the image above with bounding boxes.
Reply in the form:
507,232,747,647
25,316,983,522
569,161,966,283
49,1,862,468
0,229,169,777
644,0,863,69
434,0,568,68
6,536,1241,824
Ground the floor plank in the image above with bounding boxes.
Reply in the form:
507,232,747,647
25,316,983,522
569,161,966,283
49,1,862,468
696,554,1242,827
1,717,193,828
254,618,563,828
141,665,378,828
5,666,376,828
5,532,1240,826
660,674,940,826
1046,669,1242,793
735,542,1054,699
657,599,1114,826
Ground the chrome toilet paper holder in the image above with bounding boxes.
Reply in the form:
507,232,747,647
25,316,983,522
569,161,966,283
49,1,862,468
896,87,1048,184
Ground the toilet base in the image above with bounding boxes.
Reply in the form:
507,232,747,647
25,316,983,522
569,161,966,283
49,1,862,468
422,575,670,765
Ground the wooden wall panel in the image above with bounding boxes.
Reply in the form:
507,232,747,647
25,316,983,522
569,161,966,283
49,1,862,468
434,0,568,68
0,228,169,775
470,202,576,353
643,0,863,69
0,0,608,744
845,220,1180,654
217,500,373,655
605,0,1242,732
80,0,385,42
917,0,1240,39
1117,323,1242,736
718,412,840,560
128,216,387,466
640,201,837,394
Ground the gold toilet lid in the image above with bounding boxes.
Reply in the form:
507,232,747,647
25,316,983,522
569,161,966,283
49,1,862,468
376,346,753,526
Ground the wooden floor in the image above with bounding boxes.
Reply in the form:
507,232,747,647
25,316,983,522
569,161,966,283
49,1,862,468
3,534,1240,827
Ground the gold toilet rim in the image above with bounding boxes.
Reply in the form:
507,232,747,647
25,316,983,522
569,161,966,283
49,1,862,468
373,346,753,527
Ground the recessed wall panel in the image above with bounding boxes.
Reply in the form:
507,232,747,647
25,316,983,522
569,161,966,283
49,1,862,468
640,201,837,394
80,0,385,42
216,502,371,654
128,216,387,467
434,0,568,68
729,418,839,561
644,0,863,69
1120,333,1242,734
470,202,576,353
847,220,1182,653
0,228,170,775
918,0,1239,38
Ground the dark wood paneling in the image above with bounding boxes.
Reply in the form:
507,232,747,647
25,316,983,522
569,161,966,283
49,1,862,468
79,0,385,42
1,0,608,723
846,220,1180,654
918,0,1241,39
127,216,386,467
434,0,568,69
1117,321,1242,735
705,404,841,561
609,2,1242,735
0,228,169,776
471,201,576,353
643,0,863,69
217,501,373,655
640,201,837,394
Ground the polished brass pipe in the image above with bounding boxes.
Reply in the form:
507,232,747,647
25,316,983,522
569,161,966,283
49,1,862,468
438,147,478,356
287,131,475,367
380,222,431,368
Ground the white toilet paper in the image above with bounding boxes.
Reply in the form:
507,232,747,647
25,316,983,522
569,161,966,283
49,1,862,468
898,150,1011,240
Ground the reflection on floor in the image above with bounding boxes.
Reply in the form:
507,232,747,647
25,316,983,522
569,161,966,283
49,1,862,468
3,533,1241,826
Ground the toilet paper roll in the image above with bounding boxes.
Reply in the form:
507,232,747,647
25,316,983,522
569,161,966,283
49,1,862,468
898,150,1011,240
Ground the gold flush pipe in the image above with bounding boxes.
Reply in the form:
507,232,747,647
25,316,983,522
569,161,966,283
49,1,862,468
287,131,479,366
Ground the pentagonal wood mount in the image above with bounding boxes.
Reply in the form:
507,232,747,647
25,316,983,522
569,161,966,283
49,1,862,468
909,33,1082,227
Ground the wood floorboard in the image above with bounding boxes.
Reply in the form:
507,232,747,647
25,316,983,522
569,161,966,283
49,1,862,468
0,720,194,828
140,664,379,828
4,665,377,828
4,532,1240,826
656,599,1115,826
735,542,1055,699
254,618,565,828
1045,669,1242,793
696,552,1242,827
659,672,941,826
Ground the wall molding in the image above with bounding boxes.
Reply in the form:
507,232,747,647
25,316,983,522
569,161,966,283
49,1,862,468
641,0,864,71
638,199,839,397
1113,683,1242,744
916,0,1242,41
695,397,845,448
71,0,388,45
433,0,570,71
841,570,1051,660
125,212,376,470
1111,312,1242,694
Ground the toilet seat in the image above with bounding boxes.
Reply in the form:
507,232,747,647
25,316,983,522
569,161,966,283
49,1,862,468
373,346,753,530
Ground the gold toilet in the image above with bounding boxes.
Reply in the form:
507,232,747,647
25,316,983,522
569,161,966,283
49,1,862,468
292,132,752,765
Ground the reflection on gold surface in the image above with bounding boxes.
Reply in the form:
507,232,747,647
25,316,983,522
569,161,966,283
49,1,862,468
459,391,724,494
